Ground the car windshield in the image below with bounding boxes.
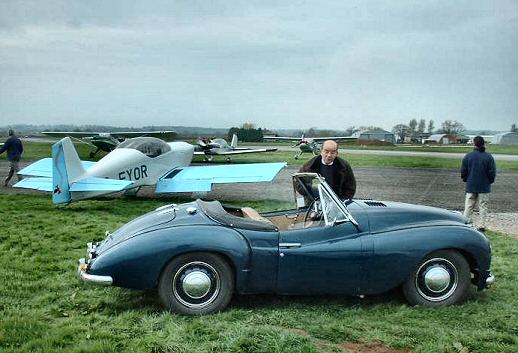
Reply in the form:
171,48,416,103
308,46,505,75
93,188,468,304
293,173,358,227
117,137,171,157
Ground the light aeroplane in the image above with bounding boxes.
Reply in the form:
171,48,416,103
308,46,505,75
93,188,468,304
14,137,285,204
194,134,277,161
263,134,357,159
41,130,177,158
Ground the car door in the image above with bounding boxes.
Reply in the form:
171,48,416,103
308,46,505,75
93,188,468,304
277,222,372,295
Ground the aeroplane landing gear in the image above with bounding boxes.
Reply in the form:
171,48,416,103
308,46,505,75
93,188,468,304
204,156,214,162
226,157,232,163
123,186,141,197
294,151,302,160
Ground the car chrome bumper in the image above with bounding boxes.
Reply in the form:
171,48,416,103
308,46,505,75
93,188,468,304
77,258,113,286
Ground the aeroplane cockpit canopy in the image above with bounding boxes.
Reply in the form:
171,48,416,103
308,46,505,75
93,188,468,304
116,137,171,158
211,138,228,148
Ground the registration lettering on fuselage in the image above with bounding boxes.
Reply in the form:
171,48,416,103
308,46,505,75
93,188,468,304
118,165,149,181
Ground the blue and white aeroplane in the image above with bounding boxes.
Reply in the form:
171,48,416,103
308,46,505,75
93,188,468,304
14,137,285,205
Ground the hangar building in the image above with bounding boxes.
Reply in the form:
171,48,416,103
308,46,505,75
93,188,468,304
493,132,518,145
423,134,456,144
354,129,396,144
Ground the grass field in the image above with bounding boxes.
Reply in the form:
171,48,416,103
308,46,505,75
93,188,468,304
1,193,517,353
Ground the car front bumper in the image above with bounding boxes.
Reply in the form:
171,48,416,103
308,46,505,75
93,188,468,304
77,258,113,286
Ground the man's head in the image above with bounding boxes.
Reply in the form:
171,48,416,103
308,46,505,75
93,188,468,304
8,129,14,136
321,140,338,164
473,135,485,148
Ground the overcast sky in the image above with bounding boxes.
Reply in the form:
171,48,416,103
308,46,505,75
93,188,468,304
1,1,517,131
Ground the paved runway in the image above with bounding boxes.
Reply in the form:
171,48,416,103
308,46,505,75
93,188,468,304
245,145,518,161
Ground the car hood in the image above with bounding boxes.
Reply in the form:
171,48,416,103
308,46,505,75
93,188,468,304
355,200,468,233
96,201,211,253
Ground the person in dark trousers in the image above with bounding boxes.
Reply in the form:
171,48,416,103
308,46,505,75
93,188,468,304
461,135,496,231
0,129,24,187
299,139,356,199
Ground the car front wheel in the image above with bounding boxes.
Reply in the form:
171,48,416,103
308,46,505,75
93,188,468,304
402,250,471,307
159,252,234,315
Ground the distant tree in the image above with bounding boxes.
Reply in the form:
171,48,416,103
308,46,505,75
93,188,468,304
392,124,410,143
511,123,518,132
305,127,319,137
241,122,256,130
344,126,358,136
440,120,465,136
417,119,426,136
228,126,264,142
228,127,240,140
427,120,435,134
408,119,418,137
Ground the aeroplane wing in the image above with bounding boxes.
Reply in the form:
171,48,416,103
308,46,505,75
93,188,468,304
68,178,133,192
305,136,357,141
111,131,176,139
263,136,356,141
14,177,53,192
42,130,176,139
155,162,286,193
42,131,99,138
17,158,96,178
14,177,132,193
263,136,301,141
214,148,278,155
194,147,277,156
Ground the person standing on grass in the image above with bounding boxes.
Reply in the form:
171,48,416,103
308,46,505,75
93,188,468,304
0,129,24,187
461,135,496,232
299,139,356,199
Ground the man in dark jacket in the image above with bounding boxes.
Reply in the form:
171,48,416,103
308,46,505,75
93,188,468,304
299,140,356,199
461,136,496,231
0,129,24,187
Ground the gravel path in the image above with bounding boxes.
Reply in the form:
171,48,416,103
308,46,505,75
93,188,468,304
2,161,517,236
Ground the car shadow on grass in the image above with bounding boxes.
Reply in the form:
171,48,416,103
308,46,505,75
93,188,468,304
228,289,406,312
93,286,488,316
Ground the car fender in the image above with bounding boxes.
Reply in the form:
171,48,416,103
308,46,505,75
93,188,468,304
88,224,252,290
366,225,491,294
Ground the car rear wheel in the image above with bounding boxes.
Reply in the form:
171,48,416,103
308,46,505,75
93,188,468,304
158,252,234,315
402,250,471,307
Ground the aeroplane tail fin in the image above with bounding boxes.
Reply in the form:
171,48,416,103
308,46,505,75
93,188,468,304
231,134,238,148
52,137,87,204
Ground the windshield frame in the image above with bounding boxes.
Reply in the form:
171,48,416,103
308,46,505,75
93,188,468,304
292,173,358,227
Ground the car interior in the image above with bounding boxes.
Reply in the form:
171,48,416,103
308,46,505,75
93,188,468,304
196,174,350,232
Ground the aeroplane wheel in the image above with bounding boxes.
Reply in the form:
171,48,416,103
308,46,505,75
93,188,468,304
402,250,471,307
159,252,234,315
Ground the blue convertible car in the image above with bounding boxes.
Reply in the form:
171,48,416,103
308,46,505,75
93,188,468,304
78,173,494,315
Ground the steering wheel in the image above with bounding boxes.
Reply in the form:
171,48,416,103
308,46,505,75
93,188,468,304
303,200,322,228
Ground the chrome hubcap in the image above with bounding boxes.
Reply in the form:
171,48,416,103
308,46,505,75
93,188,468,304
424,266,451,293
182,271,211,299
173,261,220,309
415,257,458,302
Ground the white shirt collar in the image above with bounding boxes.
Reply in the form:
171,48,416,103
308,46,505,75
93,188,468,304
321,157,334,166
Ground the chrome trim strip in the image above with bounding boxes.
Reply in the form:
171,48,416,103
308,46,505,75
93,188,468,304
77,258,113,286
279,242,302,249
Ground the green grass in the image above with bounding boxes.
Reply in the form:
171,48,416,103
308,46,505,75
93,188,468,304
1,193,517,353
